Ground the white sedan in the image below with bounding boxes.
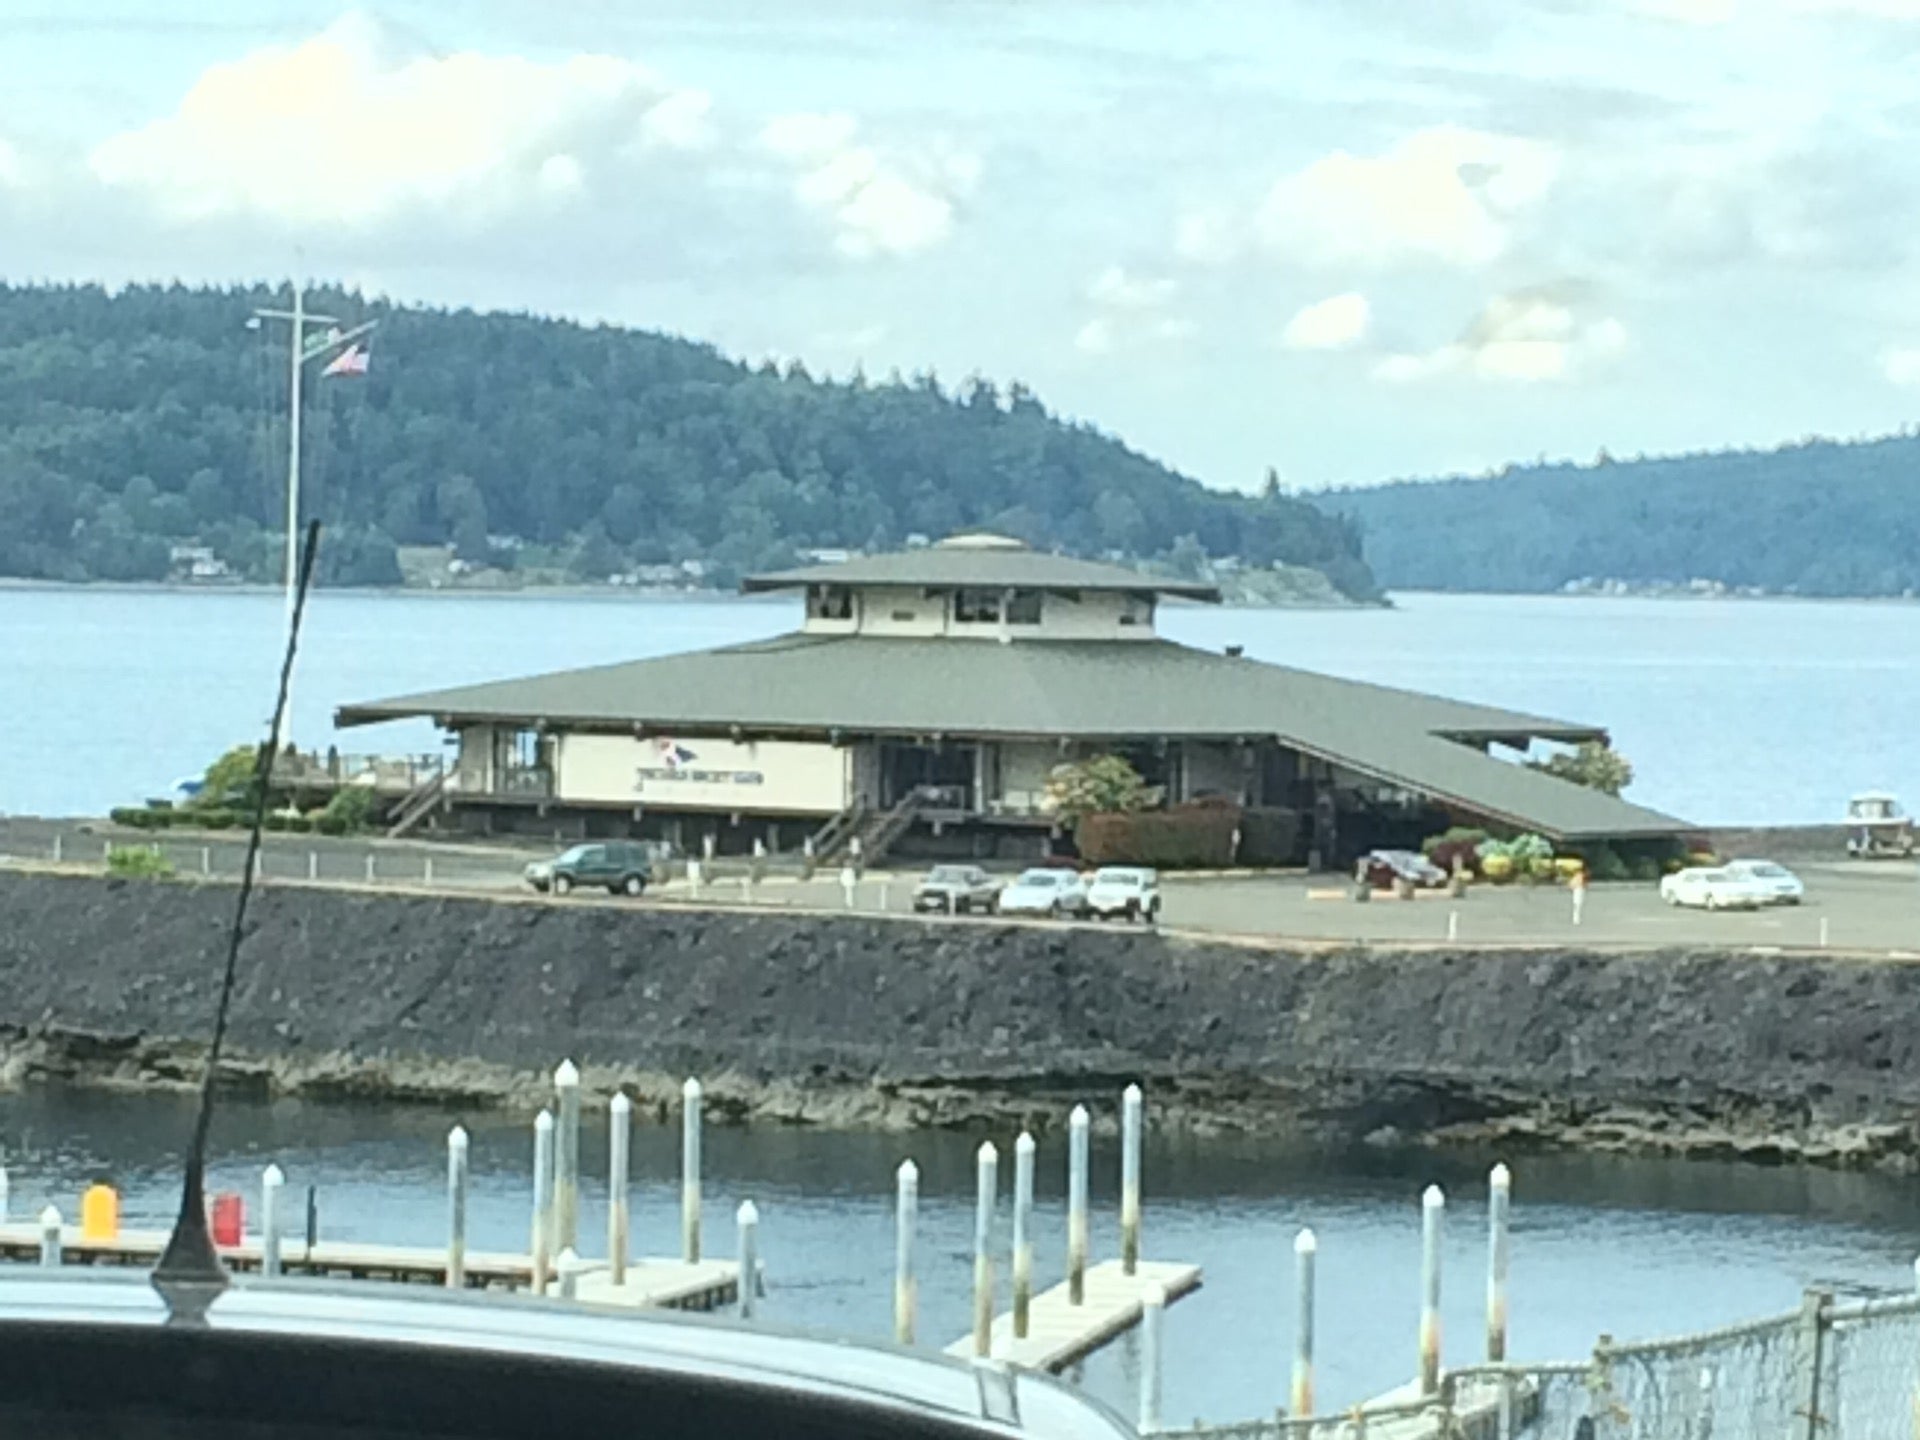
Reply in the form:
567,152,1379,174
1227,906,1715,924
1720,859,1805,905
996,867,1090,918
1658,867,1773,911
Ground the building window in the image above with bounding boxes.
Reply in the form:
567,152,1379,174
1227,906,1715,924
1006,589,1042,624
807,585,854,621
954,588,1002,623
1120,593,1154,627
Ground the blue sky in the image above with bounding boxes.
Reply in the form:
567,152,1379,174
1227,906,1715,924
4,1,1920,490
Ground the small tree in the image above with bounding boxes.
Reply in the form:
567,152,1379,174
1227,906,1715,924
1043,754,1157,828
1529,740,1634,796
199,744,265,810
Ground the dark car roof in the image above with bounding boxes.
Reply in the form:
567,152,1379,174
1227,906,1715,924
0,1270,1132,1440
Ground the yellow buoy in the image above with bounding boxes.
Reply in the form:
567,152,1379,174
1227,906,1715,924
80,1183,119,1241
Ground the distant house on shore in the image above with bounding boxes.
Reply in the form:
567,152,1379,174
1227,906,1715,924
336,534,1687,864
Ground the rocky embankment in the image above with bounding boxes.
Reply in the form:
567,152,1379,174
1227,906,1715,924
2,871,1918,1168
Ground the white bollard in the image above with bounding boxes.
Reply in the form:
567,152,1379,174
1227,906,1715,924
1120,1084,1143,1274
200,845,210,876
1293,1229,1317,1421
554,1059,581,1253
424,855,435,887
557,1246,582,1301
737,1201,760,1320
1447,909,1460,942
682,1077,703,1263
365,853,376,884
1139,1282,1167,1433
39,1205,61,1266
52,834,62,864
1820,916,1830,949
880,879,891,911
447,1125,469,1288
1419,1185,1444,1395
1067,1104,1090,1305
531,1109,555,1293
308,851,319,882
840,865,856,909
973,1141,999,1358
1487,1163,1511,1361
1012,1133,1036,1339
895,1160,919,1345
0,1164,8,1221
609,1093,631,1287
261,1164,285,1278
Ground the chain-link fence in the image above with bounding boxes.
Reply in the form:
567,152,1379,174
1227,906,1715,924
1156,1291,1920,1440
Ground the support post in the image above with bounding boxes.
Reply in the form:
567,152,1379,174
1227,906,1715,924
1419,1185,1444,1396
1792,1288,1831,1440
261,1164,285,1278
737,1201,760,1320
39,1205,61,1266
1293,1228,1317,1422
531,1108,555,1293
1012,1132,1035,1339
973,1141,999,1358
608,1092,631,1287
446,1125,469,1288
1120,1083,1143,1274
682,1077,703,1263
1067,1104,1090,1305
553,1059,581,1253
1139,1283,1167,1433
895,1160,918,1345
1487,1163,1511,1362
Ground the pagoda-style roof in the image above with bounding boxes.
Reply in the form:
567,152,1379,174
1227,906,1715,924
743,535,1222,602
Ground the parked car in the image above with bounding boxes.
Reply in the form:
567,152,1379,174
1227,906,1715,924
1360,849,1448,889
1658,866,1771,910
1085,866,1161,922
913,864,1003,914
524,841,653,897
1720,858,1806,905
996,867,1090,918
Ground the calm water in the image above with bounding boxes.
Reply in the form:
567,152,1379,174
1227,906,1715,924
2,585,1916,824
2,1088,1915,1423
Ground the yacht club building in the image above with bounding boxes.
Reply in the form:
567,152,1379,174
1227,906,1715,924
336,535,1687,864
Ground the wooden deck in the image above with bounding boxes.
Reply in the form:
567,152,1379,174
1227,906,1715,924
1344,1376,1540,1440
944,1259,1202,1373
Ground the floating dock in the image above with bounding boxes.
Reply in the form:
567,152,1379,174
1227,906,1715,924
944,1259,1202,1373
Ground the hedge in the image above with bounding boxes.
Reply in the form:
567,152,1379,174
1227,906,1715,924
1078,805,1238,868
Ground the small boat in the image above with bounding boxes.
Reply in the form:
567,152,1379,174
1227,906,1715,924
1844,792,1915,858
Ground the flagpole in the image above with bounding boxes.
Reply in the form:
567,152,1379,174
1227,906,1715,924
281,277,305,749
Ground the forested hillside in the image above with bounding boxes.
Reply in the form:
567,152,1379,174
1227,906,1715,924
0,283,1376,598
1315,439,1920,597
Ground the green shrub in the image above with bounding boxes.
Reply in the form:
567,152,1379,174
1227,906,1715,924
106,845,174,880
1584,845,1631,882
321,785,378,834
1630,854,1663,882
1423,827,1488,876
314,813,349,837
1237,807,1302,866
109,806,146,828
283,814,314,834
196,809,237,830
1077,803,1238,868
263,813,290,833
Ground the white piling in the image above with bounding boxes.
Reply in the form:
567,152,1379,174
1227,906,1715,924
446,1125,469,1288
553,1059,581,1252
531,1108,555,1293
1139,1282,1167,1433
682,1077,703,1263
261,1164,285,1278
1447,909,1460,942
308,851,318,882
1067,1104,1090,1305
973,1141,999,1358
1121,1083,1143,1274
39,1205,61,1266
737,1201,760,1320
1013,1132,1036,1339
1419,1184,1444,1395
895,1160,919,1345
1487,1163,1511,1361
557,1247,582,1301
608,1092,631,1286
1293,1229,1317,1421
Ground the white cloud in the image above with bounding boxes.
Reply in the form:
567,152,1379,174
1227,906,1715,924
1074,317,1115,355
1633,0,1739,22
1374,291,1626,384
1172,209,1242,265
1073,264,1190,355
1281,292,1370,350
761,111,977,259
1255,126,1559,268
1087,265,1177,310
1882,348,1920,386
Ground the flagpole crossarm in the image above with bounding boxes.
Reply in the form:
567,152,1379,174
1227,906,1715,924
301,318,379,364
253,308,341,325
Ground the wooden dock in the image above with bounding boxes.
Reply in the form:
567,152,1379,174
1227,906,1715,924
0,1225,735,1310
943,1259,1202,1373
1341,1376,1540,1440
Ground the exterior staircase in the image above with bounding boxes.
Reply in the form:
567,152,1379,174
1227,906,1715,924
385,769,449,839
807,787,930,869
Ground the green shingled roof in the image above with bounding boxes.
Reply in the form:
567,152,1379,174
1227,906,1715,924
337,634,1685,841
742,548,1222,601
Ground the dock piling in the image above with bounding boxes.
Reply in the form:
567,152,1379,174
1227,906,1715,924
1138,1283,1167,1433
1293,1228,1316,1420
737,1201,760,1320
554,1060,581,1253
609,1092,631,1286
446,1125,469,1288
1419,1184,1444,1395
973,1141,999,1358
1068,1104,1090,1305
531,1108,555,1293
1121,1084,1143,1274
682,1078,703,1263
39,1205,60,1266
895,1159,919,1345
261,1165,285,1278
1487,1163,1511,1361
1013,1132,1036,1339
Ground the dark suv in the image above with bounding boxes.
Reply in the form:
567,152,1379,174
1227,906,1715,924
525,842,652,897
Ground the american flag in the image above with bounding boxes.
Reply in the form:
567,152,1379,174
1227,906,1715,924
322,343,370,377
